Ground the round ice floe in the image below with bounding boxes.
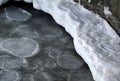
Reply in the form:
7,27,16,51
37,25,63,41
33,71,49,81
57,51,84,69
23,62,39,74
0,38,39,58
46,67,69,78
21,74,34,81
51,35,74,49
45,59,57,68
0,70,20,81
0,55,28,69
45,46,62,58
68,70,94,81
4,6,31,21
11,25,38,38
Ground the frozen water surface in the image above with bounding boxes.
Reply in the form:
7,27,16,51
4,6,31,21
0,2,94,81
0,38,39,58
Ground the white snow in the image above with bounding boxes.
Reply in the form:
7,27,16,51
88,0,91,3
1,0,120,81
104,6,112,17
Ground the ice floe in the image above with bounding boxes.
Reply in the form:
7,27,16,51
4,6,31,21
0,37,39,58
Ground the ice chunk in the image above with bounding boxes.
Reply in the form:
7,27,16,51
36,25,63,41
11,25,38,38
33,70,49,81
21,74,34,81
46,67,69,78
88,0,91,3
0,70,20,81
104,6,112,18
68,70,94,81
0,55,28,69
4,6,31,21
0,37,39,58
45,59,57,68
23,62,39,74
45,46,62,58
57,51,84,69
53,35,74,49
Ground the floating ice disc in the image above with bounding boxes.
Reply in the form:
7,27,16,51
0,38,39,58
0,55,28,69
57,51,84,69
4,6,31,21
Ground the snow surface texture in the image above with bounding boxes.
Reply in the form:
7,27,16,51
0,0,120,81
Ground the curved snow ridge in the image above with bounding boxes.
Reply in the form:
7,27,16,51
30,0,120,81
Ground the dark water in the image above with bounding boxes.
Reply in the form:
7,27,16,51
0,2,94,81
